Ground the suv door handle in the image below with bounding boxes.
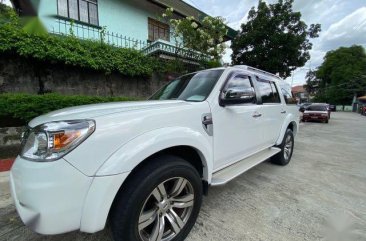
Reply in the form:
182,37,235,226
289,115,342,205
252,112,262,118
281,111,287,114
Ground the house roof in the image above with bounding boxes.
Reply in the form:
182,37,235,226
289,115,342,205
292,85,305,94
148,0,237,41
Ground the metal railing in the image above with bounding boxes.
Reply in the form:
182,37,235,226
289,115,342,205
51,18,210,62
142,39,210,61
51,18,148,50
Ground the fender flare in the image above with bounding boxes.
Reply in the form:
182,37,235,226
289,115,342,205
96,126,213,181
276,114,298,145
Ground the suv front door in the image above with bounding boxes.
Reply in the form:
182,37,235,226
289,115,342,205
211,72,264,171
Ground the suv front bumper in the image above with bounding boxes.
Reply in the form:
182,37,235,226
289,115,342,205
10,156,93,235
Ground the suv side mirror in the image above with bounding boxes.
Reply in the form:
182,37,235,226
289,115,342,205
220,87,256,106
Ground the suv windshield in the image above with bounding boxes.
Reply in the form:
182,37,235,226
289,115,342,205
149,69,224,102
307,105,327,111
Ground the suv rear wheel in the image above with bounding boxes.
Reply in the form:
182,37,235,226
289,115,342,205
271,128,294,166
110,155,203,241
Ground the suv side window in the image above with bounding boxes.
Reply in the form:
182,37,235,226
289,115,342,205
281,88,297,104
270,82,281,103
225,74,256,104
227,75,252,89
257,78,280,104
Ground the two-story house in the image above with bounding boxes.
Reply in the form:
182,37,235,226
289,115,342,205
10,0,236,63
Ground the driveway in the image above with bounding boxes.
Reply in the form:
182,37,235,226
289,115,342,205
1,112,366,241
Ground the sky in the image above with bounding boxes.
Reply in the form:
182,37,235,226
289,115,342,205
184,0,366,86
3,0,366,86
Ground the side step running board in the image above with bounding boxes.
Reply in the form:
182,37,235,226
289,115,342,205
211,147,281,186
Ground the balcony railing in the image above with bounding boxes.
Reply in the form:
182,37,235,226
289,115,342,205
51,18,210,63
142,39,210,62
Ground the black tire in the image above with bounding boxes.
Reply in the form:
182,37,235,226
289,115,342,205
110,155,203,241
325,119,329,123
271,129,294,166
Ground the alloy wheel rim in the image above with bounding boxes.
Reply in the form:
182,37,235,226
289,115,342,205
138,177,194,241
283,135,293,160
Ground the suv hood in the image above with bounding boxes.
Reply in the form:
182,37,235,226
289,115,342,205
29,100,187,127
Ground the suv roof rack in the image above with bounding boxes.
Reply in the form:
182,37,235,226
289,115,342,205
232,65,282,80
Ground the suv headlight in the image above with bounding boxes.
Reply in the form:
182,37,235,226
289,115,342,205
21,120,95,162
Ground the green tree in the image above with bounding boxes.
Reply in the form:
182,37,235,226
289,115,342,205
162,8,228,61
0,2,16,24
315,45,366,105
231,0,321,78
304,70,320,96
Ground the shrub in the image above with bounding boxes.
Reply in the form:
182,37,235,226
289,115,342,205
0,5,158,77
0,4,215,78
0,93,140,127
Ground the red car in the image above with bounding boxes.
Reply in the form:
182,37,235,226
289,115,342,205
302,104,329,123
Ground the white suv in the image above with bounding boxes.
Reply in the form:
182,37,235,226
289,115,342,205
10,65,299,241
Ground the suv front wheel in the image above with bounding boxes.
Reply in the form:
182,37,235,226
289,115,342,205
110,155,203,241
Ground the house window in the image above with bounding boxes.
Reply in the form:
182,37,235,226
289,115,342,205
148,18,170,42
57,0,99,26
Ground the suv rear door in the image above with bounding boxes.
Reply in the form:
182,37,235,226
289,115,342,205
255,77,283,146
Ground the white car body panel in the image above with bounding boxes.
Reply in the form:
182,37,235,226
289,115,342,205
211,103,265,170
64,101,211,176
96,126,213,180
80,172,130,233
28,100,185,127
276,108,299,145
10,156,92,234
10,66,300,235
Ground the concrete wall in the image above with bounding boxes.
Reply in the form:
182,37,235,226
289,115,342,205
336,105,353,112
0,55,169,98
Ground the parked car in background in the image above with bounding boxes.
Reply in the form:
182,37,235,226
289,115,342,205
313,103,331,119
303,104,330,123
10,65,299,241
299,102,312,112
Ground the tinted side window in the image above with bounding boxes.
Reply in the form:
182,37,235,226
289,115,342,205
257,79,281,104
282,88,291,101
257,79,273,103
281,88,297,104
226,75,253,89
270,82,281,103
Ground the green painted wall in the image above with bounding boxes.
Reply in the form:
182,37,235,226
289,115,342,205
99,0,152,42
32,0,57,32
33,0,174,44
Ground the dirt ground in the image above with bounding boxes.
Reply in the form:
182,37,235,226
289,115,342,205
1,112,365,241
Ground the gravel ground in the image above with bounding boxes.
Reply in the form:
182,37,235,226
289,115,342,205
1,112,365,241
